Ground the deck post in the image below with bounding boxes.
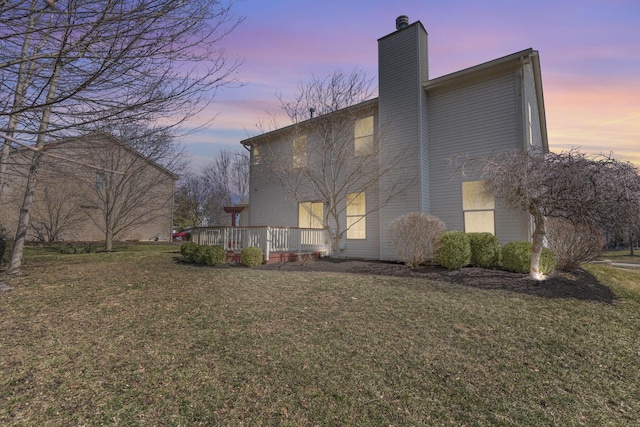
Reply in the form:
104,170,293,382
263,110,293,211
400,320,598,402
263,227,271,262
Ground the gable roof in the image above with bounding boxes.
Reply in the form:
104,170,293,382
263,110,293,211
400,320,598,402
240,98,379,147
38,131,179,180
423,48,548,151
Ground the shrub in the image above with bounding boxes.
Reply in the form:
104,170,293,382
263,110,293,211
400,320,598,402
502,241,555,275
241,246,264,267
435,231,471,270
199,245,226,266
180,242,199,263
388,212,446,268
545,217,604,271
467,232,501,268
0,222,11,267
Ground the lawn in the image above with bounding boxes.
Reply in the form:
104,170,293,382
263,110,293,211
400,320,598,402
1,243,639,426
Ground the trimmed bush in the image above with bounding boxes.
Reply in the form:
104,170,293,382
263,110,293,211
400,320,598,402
502,241,555,275
388,212,446,268
180,242,199,263
435,231,471,270
467,232,501,268
241,246,264,267
199,245,226,266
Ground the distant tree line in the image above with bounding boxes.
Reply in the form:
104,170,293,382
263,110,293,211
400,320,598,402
174,148,249,230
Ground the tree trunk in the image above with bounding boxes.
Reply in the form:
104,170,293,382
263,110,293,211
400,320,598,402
0,0,38,200
530,211,547,280
105,229,114,252
9,59,61,272
8,158,41,272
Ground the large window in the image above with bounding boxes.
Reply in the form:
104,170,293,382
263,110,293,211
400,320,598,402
299,201,323,229
462,181,495,234
346,192,366,239
354,116,374,156
293,135,307,168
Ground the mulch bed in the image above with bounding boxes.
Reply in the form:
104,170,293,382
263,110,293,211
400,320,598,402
257,259,617,303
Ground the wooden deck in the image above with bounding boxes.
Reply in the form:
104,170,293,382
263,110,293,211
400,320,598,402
190,226,331,263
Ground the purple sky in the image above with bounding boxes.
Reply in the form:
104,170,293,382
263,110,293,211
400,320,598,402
183,0,640,170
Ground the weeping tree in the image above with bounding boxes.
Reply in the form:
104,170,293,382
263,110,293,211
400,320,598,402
0,0,241,271
463,149,640,279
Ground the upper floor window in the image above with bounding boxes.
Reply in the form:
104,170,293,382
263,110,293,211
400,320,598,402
354,116,374,156
346,192,366,239
462,181,495,234
293,135,307,168
95,172,105,191
252,146,261,165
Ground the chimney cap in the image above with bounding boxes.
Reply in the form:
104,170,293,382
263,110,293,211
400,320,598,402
396,15,409,30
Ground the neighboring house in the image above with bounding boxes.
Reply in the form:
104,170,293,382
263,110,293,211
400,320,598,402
241,16,548,260
0,132,177,245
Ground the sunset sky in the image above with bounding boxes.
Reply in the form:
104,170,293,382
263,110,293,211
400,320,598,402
184,0,640,170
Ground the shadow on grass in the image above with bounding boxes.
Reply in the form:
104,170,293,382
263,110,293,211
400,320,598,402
418,266,618,304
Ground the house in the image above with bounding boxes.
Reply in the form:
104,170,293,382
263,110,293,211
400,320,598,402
239,16,548,260
0,132,177,247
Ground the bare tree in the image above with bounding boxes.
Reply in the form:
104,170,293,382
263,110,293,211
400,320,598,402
256,69,411,253
174,173,210,229
72,133,176,251
463,149,640,279
30,183,84,242
201,148,249,204
174,149,248,229
545,217,604,271
1,0,241,271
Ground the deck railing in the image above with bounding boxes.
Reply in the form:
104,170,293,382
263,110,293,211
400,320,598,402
189,226,331,261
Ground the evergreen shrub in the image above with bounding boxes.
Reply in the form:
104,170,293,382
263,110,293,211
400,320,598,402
502,241,555,275
241,246,264,267
199,245,226,266
435,231,471,270
0,222,11,267
467,232,501,268
180,242,199,263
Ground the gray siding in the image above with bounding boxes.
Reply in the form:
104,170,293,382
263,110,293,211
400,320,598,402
247,111,382,259
248,137,298,227
428,70,529,244
377,22,429,260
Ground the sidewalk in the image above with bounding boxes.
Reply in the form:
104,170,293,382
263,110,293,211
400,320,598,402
611,262,640,270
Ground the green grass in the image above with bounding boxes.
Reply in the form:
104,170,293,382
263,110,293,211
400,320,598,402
2,243,640,426
601,249,640,265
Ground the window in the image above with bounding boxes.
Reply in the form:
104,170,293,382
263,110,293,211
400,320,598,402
528,102,533,146
293,135,307,168
346,192,366,239
95,172,105,191
252,146,261,165
354,116,374,156
462,181,495,234
299,201,323,229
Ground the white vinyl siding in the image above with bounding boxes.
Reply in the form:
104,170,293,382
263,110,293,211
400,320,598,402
429,71,529,244
377,22,429,259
